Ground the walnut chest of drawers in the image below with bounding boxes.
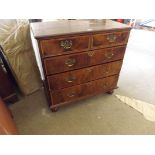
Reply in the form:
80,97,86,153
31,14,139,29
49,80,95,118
31,20,131,112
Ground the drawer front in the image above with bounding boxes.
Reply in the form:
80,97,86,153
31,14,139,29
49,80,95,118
47,60,123,90
92,31,130,49
40,35,90,57
51,75,119,105
44,46,126,75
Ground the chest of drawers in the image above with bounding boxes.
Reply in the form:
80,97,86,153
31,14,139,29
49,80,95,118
31,20,131,112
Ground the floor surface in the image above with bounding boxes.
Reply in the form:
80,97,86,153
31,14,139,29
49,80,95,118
10,29,155,134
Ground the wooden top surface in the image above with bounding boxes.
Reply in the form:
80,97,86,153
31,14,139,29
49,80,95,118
31,20,131,39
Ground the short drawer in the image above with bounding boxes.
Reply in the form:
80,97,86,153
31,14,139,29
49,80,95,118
47,60,123,90
51,75,119,105
40,35,90,57
44,46,126,75
92,31,130,49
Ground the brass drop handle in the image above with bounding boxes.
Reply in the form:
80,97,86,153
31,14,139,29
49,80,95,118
87,68,92,73
106,71,109,74
105,52,114,59
107,34,117,42
67,92,76,98
66,76,76,83
65,58,76,67
105,69,109,74
60,40,72,50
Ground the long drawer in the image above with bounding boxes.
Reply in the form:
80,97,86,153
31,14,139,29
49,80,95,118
92,31,130,49
51,75,119,105
44,46,126,75
40,35,90,57
47,60,123,90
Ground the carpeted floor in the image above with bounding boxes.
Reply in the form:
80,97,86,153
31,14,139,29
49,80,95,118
9,29,155,134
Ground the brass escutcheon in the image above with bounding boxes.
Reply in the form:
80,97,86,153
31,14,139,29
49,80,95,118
107,34,117,42
60,40,72,50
